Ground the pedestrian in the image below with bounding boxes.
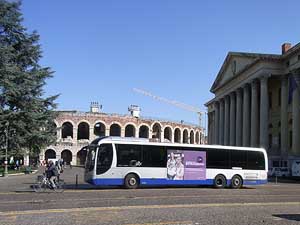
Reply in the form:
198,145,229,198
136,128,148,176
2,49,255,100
15,160,19,170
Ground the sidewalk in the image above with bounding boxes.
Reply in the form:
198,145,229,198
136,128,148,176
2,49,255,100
0,166,93,192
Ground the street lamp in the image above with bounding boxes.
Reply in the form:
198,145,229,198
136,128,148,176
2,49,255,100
3,121,9,177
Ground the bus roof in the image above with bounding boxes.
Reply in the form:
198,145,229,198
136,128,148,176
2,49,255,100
92,136,266,152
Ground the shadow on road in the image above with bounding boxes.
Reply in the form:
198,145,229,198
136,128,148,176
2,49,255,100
273,214,300,222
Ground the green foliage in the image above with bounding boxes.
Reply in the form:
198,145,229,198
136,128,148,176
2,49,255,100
0,0,58,157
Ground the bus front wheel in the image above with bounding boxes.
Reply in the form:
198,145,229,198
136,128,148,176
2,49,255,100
214,174,226,188
124,174,139,189
231,175,243,189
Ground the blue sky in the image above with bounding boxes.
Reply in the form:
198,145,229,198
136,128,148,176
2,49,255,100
21,0,300,125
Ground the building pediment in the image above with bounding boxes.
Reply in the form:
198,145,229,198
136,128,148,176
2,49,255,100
210,52,282,93
210,53,259,92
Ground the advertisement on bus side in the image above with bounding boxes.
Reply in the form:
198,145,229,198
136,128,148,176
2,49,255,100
166,150,206,180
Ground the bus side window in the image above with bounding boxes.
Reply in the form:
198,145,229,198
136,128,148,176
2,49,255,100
142,145,166,167
116,144,142,167
246,151,265,170
207,149,230,169
230,150,247,169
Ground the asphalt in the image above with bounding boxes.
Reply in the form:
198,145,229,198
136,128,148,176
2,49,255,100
0,167,300,225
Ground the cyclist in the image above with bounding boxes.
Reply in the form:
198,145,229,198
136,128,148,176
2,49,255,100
46,160,58,188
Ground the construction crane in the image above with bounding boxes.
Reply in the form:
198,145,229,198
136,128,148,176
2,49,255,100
133,88,206,130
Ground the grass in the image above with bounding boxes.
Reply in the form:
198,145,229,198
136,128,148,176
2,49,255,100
0,166,37,175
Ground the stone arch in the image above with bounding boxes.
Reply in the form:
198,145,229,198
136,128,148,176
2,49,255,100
94,121,106,137
110,123,121,136
190,130,195,144
183,129,189,143
196,131,200,144
164,126,172,142
61,149,72,164
125,123,136,137
45,149,56,160
77,147,88,166
77,121,90,140
174,128,181,143
62,121,73,139
152,122,162,139
139,124,150,138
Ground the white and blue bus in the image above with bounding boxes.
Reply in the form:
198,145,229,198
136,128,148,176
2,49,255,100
84,137,268,189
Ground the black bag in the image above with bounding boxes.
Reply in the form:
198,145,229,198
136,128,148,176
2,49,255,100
53,168,58,176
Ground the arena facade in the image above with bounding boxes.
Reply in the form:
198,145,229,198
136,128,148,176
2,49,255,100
41,104,205,166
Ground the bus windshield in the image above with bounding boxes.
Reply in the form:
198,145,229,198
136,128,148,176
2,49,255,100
96,144,113,175
86,145,97,172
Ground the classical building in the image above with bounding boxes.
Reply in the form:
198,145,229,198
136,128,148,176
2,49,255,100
205,42,300,168
41,103,204,165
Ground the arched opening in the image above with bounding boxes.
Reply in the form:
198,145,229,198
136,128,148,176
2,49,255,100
110,124,121,136
174,128,181,143
196,131,200,144
139,125,149,138
164,127,172,142
61,149,72,165
125,124,136,137
183,129,189,143
62,122,73,139
77,147,87,166
190,130,195,144
45,149,56,160
152,123,161,140
77,122,90,140
94,122,106,137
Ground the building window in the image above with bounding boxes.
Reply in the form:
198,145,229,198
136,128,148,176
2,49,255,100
269,92,272,109
289,131,293,148
273,160,279,167
278,121,281,128
278,88,281,107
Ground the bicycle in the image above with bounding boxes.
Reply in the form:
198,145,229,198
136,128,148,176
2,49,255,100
33,174,65,193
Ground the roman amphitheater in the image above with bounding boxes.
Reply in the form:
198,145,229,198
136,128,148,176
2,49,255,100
41,104,205,166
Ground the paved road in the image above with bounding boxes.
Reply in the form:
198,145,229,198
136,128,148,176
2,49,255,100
0,168,300,225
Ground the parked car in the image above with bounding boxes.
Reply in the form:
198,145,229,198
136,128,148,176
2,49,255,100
270,167,290,177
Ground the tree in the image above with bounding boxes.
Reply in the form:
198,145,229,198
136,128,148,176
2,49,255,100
0,0,58,159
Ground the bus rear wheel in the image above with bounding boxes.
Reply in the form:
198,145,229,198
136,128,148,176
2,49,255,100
231,175,243,189
124,174,139,189
214,174,226,188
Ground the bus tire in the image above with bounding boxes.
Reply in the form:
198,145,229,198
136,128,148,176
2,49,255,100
124,174,139,189
214,174,226,188
231,175,243,189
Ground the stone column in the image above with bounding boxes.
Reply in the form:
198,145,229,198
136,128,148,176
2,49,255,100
251,80,259,147
292,74,300,154
230,92,236,146
260,76,269,149
236,88,243,146
57,125,62,141
219,99,225,145
73,127,78,141
105,128,110,136
121,128,125,137
224,96,230,145
214,102,220,144
281,76,288,154
243,84,251,147
160,131,164,142
89,127,95,141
